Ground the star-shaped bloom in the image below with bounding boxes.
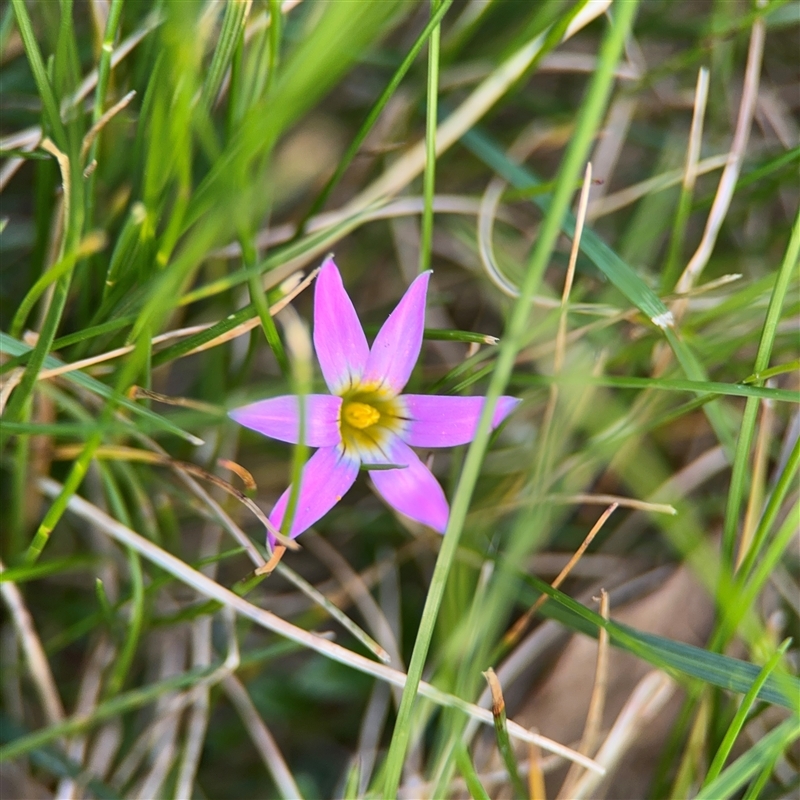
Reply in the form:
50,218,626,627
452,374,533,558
230,257,520,541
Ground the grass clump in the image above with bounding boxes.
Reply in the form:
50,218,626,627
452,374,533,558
1,1,798,798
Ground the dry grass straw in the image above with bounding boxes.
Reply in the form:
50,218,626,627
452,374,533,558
305,531,405,671
567,670,676,799
504,503,618,648
221,674,303,800
557,589,610,799
51,443,297,550
672,7,766,308
737,388,776,571
29,268,316,384
0,559,65,726
35,475,604,774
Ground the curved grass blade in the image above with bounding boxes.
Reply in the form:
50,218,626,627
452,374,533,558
460,125,672,327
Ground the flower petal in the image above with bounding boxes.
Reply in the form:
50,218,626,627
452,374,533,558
269,446,359,540
369,436,448,533
400,395,521,448
314,257,369,394
229,394,342,447
362,271,430,396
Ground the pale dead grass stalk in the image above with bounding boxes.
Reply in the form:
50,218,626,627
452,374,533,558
55,636,115,800
1,20,129,185
356,682,392,794
79,90,137,163
109,609,239,790
683,67,711,199
357,553,402,793
584,97,635,205
567,671,676,799
174,461,236,800
0,559,65,726
0,11,164,154
587,153,726,221
52,443,297,550
528,738,546,800
38,140,70,264
305,531,405,670
737,386,776,570
273,559,391,664
37,476,603,774
0,367,25,414
538,162,593,457
673,7,766,303
211,196,519,260
136,431,269,568
477,124,574,298
550,493,675,515
33,268,316,382
222,674,304,800
557,589,610,799
133,629,188,799
556,162,593,375
516,274,744,363
174,628,212,800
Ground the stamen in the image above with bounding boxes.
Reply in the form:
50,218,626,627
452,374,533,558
343,401,381,430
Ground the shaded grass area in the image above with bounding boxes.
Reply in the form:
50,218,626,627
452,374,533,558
1,1,798,798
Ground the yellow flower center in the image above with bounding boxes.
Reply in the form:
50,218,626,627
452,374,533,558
342,401,381,430
337,386,407,461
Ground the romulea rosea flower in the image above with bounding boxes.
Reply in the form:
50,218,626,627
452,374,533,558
230,257,520,542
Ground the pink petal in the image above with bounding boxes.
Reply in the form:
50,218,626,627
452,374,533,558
369,436,449,533
229,395,342,447
314,257,369,394
269,446,359,540
400,395,521,448
362,272,430,396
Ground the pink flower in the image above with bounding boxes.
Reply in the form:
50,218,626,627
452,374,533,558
230,258,520,541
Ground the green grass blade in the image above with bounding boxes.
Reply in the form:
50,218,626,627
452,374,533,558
382,4,641,795
10,0,68,148
454,741,491,800
512,373,800,403
526,573,799,709
298,0,454,233
737,434,800,581
419,2,441,274
722,207,800,567
694,716,800,800
0,556,97,584
0,664,222,762
200,0,250,114
702,639,791,787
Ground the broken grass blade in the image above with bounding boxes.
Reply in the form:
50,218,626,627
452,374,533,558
483,668,528,799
